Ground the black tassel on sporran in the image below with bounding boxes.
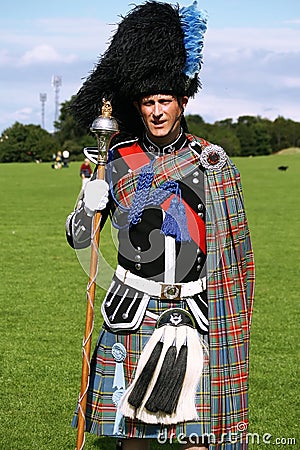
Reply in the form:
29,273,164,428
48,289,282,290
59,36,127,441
158,343,188,414
144,342,178,412
127,340,163,408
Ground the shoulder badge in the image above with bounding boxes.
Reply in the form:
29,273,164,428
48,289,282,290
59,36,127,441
199,144,227,171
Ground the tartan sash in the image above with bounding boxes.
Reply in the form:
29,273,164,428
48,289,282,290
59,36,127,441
205,156,255,445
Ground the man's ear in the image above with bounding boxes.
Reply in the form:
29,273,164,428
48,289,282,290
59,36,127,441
181,96,189,111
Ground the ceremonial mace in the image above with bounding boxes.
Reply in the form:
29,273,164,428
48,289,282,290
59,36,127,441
76,99,118,450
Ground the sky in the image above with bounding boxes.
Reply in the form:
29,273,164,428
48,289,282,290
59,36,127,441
1,0,300,134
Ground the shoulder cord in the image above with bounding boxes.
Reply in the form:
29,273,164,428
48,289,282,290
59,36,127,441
107,149,181,230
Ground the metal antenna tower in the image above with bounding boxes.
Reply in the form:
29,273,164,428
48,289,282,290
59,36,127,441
40,93,47,129
52,75,62,129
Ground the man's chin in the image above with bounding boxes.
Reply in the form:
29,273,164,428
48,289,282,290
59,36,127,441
146,122,181,145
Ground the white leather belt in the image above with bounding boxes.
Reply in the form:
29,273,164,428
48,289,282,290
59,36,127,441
115,265,206,300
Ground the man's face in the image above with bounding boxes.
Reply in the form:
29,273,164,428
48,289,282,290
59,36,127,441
137,94,188,144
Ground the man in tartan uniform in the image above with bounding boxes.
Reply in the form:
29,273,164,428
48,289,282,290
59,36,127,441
66,2,255,449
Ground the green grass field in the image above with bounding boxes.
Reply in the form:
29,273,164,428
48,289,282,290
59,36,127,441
0,155,299,449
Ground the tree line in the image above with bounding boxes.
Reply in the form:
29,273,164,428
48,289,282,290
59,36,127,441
1,98,299,163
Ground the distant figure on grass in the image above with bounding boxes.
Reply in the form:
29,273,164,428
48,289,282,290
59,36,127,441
62,150,70,168
51,151,63,169
278,165,288,171
80,158,92,188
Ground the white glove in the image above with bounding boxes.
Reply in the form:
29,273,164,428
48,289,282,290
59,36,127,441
83,179,110,217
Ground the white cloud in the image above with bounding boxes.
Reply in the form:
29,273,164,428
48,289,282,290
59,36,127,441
0,108,33,127
281,76,300,88
205,27,300,55
0,49,14,65
187,85,299,123
187,93,271,122
284,19,300,25
19,44,77,66
0,18,111,55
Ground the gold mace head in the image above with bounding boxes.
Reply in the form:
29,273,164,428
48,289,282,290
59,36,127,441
90,98,118,134
101,98,113,118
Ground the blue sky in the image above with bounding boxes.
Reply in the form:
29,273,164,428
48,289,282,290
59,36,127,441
1,0,300,133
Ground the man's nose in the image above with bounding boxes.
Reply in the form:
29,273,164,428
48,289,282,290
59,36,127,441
153,103,163,117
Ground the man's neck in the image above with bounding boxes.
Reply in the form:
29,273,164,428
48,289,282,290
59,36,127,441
142,128,187,156
146,130,180,147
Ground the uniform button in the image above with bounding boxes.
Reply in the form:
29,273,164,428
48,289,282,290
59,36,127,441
196,265,201,271
135,263,141,270
197,203,204,211
192,178,199,184
135,254,141,262
136,246,141,252
198,212,203,218
197,248,202,255
193,171,199,177
197,257,202,263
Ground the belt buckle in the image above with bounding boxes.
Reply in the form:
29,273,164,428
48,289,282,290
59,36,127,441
161,284,182,300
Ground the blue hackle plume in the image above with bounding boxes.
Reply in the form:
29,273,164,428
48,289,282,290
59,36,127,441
180,1,208,78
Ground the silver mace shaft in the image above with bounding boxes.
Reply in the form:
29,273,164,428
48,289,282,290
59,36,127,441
76,99,118,450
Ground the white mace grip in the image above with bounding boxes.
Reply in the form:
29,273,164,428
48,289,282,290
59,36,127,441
84,179,109,217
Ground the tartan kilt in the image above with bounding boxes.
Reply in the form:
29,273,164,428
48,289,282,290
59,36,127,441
72,297,211,440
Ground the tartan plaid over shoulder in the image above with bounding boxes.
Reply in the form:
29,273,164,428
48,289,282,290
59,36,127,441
204,148,255,443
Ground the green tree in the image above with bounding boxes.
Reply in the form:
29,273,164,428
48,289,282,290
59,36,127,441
54,98,96,160
235,116,260,156
185,114,206,136
207,119,241,156
271,116,300,152
0,122,57,163
254,119,272,155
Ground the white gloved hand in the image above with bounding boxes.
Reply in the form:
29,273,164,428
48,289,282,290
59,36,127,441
83,179,110,217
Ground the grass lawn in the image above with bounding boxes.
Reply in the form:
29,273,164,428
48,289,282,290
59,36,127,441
0,154,299,449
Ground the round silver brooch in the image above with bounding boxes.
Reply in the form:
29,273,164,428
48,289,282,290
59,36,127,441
200,144,227,171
